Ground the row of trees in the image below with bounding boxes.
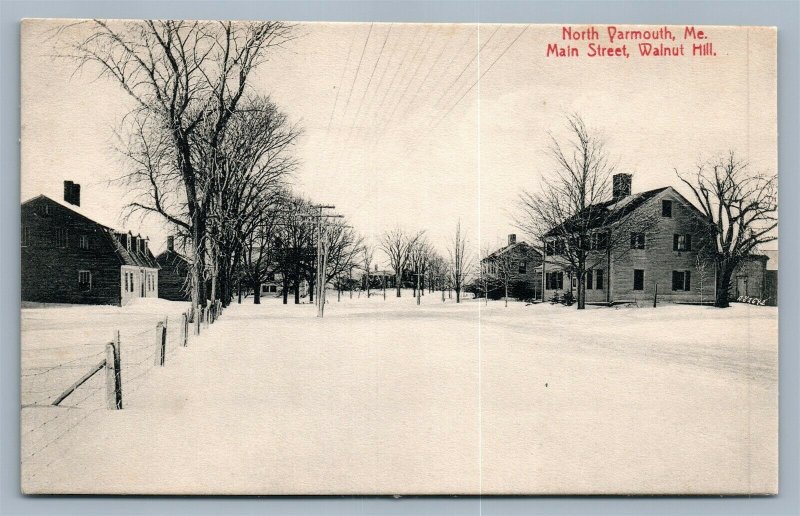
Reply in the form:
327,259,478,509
66,20,481,311
64,20,372,310
378,222,473,303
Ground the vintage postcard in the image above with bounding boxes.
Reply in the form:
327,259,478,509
20,20,778,495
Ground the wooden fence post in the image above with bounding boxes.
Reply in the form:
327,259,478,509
194,306,201,335
105,334,122,410
653,282,658,308
154,322,166,366
181,312,188,347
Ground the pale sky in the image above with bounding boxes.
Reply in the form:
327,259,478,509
21,21,777,263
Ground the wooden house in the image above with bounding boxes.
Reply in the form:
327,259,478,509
21,182,159,306
541,174,717,305
154,236,191,301
481,234,544,300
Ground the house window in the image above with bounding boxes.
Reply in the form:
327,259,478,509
633,269,645,291
78,235,89,250
124,272,129,293
586,270,593,290
672,271,692,291
39,204,51,217
630,232,645,249
673,234,692,251
546,271,564,290
518,261,527,274
596,269,604,290
78,270,92,292
126,234,132,251
662,200,673,217
21,226,31,247
571,276,578,289
55,228,68,248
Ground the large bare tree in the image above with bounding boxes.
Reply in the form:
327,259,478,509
63,20,294,312
677,151,777,307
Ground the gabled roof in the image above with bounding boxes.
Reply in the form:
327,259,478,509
544,187,674,237
22,194,118,230
110,233,159,268
23,194,159,269
155,249,190,267
483,240,542,262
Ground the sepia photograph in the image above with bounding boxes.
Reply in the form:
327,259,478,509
20,19,778,495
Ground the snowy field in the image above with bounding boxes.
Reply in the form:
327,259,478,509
21,292,777,494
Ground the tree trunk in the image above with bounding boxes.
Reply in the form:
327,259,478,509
309,276,315,303
294,280,300,304
396,273,402,297
253,281,262,305
715,262,734,308
282,276,289,304
237,279,242,304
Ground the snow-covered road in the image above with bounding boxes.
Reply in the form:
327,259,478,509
21,294,778,494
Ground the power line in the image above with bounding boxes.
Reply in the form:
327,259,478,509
431,25,501,110
433,25,529,129
327,30,358,131
340,23,374,129
342,24,394,146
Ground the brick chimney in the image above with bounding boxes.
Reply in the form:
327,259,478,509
508,234,517,245
167,236,174,252
63,180,81,206
612,173,632,201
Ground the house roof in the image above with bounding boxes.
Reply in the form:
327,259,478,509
483,240,542,262
544,187,669,237
23,194,159,269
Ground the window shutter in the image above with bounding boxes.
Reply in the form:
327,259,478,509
673,234,679,251
685,270,691,291
586,270,593,290
672,271,681,291
685,234,692,251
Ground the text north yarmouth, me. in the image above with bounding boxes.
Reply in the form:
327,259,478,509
546,26,717,58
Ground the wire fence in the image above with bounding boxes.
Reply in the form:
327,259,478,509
20,300,224,477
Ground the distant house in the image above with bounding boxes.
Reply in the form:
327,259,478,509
730,251,777,306
361,267,397,291
155,236,191,301
481,234,543,300
21,182,159,306
541,174,717,304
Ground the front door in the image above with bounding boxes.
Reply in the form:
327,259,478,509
737,276,748,297
141,270,146,297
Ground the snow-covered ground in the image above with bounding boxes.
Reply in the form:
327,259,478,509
20,291,778,494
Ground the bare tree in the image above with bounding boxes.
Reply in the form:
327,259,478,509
63,20,294,313
379,228,423,298
677,151,777,307
361,245,375,298
408,237,431,305
448,220,473,303
517,113,658,309
485,249,515,307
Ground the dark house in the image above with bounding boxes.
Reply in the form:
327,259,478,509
21,182,159,306
155,236,192,301
481,234,544,300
